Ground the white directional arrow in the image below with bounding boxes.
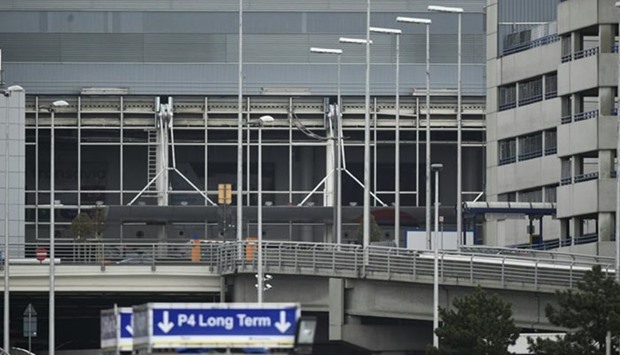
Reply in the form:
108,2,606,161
157,311,175,334
274,311,291,333
125,316,134,336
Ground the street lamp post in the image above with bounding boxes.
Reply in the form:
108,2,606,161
49,99,68,355
237,0,244,246
613,4,620,353
369,27,402,247
2,84,24,353
339,0,371,255
428,5,464,247
310,47,343,244
615,1,620,285
431,162,443,348
339,36,372,255
396,16,432,248
254,115,274,303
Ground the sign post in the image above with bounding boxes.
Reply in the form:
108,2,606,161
22,303,37,352
101,307,133,354
133,303,300,353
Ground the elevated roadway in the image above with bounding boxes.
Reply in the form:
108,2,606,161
0,241,613,353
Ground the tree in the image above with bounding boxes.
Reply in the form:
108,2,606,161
69,213,94,241
356,214,383,243
529,265,620,355
427,287,520,355
90,205,106,240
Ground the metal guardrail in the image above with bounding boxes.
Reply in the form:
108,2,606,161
561,115,573,124
574,171,598,183
573,109,598,122
219,241,614,290
1,241,615,291
518,150,543,161
0,241,223,268
510,233,600,252
502,34,560,56
574,47,599,60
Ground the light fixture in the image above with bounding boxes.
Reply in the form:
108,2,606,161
339,37,373,45
396,17,432,24
427,5,464,13
369,26,402,35
310,47,343,55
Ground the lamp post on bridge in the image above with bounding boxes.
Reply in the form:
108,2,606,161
431,162,443,348
251,115,274,303
49,99,69,355
428,4,464,248
369,26,402,247
396,16,432,248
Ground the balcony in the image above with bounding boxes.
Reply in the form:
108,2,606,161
558,49,617,95
557,113,617,157
557,0,617,35
496,98,561,140
496,155,560,193
557,177,616,218
500,41,561,84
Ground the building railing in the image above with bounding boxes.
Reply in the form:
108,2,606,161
560,176,572,186
573,109,598,122
573,47,599,60
561,115,573,124
544,146,557,155
574,171,598,183
511,233,599,251
561,109,599,125
1,241,615,291
499,156,517,166
518,150,544,161
561,53,572,63
518,94,543,107
502,34,560,56
499,102,517,111
562,47,600,62
544,90,558,100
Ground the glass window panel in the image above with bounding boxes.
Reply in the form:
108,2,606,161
81,146,120,190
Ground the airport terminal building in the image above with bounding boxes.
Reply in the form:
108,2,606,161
0,0,486,248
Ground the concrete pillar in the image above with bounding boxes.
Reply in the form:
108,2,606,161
329,278,345,341
571,32,582,54
573,155,583,177
599,24,614,54
571,217,582,241
560,218,570,240
515,81,520,108
571,93,583,116
599,212,614,241
599,87,614,116
600,150,614,177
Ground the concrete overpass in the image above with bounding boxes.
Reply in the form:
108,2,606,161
0,241,613,353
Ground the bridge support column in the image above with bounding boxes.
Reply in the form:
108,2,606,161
329,278,345,341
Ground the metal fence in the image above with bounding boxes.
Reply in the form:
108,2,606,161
0,241,615,291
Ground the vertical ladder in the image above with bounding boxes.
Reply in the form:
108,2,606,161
146,130,158,194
